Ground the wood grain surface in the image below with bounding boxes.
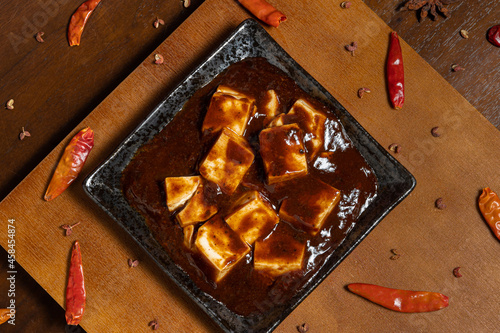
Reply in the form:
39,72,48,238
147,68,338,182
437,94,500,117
0,1,204,332
0,0,498,332
364,0,500,129
0,0,203,201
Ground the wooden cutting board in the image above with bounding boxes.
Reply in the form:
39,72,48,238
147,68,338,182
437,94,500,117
1,0,499,332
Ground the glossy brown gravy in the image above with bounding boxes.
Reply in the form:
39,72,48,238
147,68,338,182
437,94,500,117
121,58,378,316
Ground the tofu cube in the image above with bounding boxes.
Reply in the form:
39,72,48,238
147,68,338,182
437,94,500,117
176,182,218,227
183,225,195,249
287,99,327,160
165,176,201,211
261,90,280,125
202,85,256,136
259,123,308,185
279,176,341,235
195,216,251,282
254,222,306,277
199,128,255,194
225,191,279,245
267,113,286,128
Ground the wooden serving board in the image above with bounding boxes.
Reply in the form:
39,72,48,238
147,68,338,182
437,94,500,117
1,0,499,332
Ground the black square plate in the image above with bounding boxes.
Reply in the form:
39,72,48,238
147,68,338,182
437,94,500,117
83,19,416,333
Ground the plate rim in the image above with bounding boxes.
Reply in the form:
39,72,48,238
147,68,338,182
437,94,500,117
83,18,416,333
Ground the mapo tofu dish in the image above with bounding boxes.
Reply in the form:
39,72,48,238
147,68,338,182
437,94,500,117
122,58,378,315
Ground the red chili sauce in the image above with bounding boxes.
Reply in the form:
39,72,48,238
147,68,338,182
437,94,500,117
121,58,378,316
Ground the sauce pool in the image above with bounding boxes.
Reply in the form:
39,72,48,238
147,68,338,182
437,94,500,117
121,58,378,316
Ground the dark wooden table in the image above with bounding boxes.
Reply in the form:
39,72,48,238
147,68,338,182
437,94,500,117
0,0,498,331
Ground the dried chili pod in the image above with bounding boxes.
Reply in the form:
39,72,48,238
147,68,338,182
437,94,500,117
68,0,102,46
238,0,287,27
66,241,86,325
44,127,94,201
478,187,500,241
0,308,13,325
348,283,449,312
487,25,500,47
386,32,405,109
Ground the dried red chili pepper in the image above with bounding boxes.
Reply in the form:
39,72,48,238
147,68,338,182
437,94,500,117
0,308,13,325
68,0,102,46
487,25,500,47
386,32,405,110
238,0,287,27
347,283,449,312
66,241,86,325
478,187,500,241
44,127,94,201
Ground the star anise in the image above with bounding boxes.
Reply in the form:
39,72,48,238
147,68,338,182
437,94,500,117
400,0,457,21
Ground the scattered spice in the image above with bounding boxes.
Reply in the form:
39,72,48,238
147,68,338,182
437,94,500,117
5,99,14,110
487,25,500,47
451,64,465,72
154,54,164,64
435,197,446,210
153,18,165,28
128,258,139,268
348,283,449,312
390,249,401,260
431,126,441,137
340,1,351,9
0,309,14,325
459,29,469,39
183,0,191,7
357,87,371,98
237,0,287,27
148,319,159,330
386,32,405,109
400,0,453,21
35,31,45,43
388,143,401,154
68,0,102,46
345,41,358,56
453,266,462,278
19,127,31,140
61,222,81,236
478,187,500,241
66,241,86,325
44,127,94,201
297,322,309,333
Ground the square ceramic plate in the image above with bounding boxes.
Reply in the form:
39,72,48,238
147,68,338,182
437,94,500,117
83,19,416,333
